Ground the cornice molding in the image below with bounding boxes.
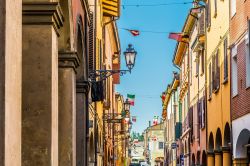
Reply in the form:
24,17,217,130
22,2,64,36
59,51,79,73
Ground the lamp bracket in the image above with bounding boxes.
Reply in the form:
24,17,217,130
89,69,131,81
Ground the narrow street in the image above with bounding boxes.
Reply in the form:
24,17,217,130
1,0,250,166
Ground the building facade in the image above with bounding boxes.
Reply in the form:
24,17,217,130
162,72,181,166
229,0,250,165
144,123,165,166
205,0,231,165
188,5,207,166
173,12,197,166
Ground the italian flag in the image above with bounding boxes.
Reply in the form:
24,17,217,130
127,94,135,106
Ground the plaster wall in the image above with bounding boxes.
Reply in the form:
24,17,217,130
206,0,231,146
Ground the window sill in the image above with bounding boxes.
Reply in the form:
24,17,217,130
223,77,228,84
213,87,219,94
246,85,250,90
200,72,204,76
232,93,238,99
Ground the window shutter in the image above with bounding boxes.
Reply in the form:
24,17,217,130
212,55,215,90
216,50,220,90
206,0,211,27
198,10,205,35
224,38,228,80
209,63,212,97
88,12,95,71
214,0,217,17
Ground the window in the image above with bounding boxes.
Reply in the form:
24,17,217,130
224,38,228,82
195,54,199,77
212,50,220,92
232,45,238,96
246,21,250,88
201,98,206,129
231,0,236,17
206,0,211,28
190,52,192,85
201,49,205,74
159,142,164,149
214,0,217,17
209,63,212,98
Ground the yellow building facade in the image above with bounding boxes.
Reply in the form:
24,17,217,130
205,0,231,166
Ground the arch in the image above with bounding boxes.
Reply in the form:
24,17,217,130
196,151,200,165
224,122,231,147
75,16,88,81
58,0,73,50
215,128,222,150
201,150,207,166
208,132,214,151
235,129,250,158
192,153,195,166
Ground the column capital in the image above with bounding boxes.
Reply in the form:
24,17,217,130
207,151,215,156
59,51,79,72
221,146,231,153
214,149,222,155
76,81,90,94
22,2,64,36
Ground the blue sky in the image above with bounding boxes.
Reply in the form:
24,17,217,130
116,0,192,133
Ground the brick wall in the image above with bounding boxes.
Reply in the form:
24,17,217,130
231,40,250,120
230,0,250,45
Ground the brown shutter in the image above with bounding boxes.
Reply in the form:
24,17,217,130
88,12,95,71
224,38,228,80
206,0,211,27
216,50,220,90
212,55,215,90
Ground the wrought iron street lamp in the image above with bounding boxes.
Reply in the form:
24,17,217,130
124,44,137,71
89,44,137,81
123,99,131,113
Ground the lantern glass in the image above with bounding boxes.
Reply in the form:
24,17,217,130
124,99,130,112
124,44,137,71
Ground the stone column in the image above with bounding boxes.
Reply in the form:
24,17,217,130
76,80,89,166
207,151,215,166
58,52,79,166
22,2,63,166
214,150,222,166
233,158,248,166
222,146,231,166
0,0,22,165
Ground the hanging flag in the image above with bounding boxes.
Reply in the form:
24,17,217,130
132,116,137,123
160,92,166,103
127,29,140,36
127,94,135,106
168,33,189,42
153,116,159,125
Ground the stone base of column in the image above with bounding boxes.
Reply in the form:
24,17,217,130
214,150,222,166
233,158,248,166
207,151,215,166
222,146,231,166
